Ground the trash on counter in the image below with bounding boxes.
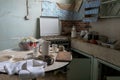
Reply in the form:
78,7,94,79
80,30,88,38
99,35,108,43
114,41,120,50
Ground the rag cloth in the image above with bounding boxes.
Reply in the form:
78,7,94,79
0,59,47,79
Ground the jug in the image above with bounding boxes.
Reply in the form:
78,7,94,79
40,40,50,56
71,25,76,38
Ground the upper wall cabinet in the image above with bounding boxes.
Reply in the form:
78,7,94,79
41,0,85,20
99,0,120,18
83,0,100,22
41,0,102,21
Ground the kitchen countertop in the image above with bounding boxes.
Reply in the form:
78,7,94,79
71,38,120,68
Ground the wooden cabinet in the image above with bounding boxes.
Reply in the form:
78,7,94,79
83,0,100,22
69,48,120,80
67,58,91,80
71,38,120,80
67,49,92,80
97,59,120,80
106,77,120,80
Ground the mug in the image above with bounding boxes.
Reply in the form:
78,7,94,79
43,55,54,65
59,45,65,51
52,44,58,53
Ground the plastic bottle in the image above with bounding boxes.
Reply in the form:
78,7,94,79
71,25,76,38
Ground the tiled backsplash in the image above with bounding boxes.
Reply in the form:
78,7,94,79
61,20,90,36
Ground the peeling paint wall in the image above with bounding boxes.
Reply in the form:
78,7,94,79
90,18,120,41
0,0,71,50
41,0,85,20
50,0,72,3
0,0,41,50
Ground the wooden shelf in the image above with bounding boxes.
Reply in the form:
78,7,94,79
83,0,100,22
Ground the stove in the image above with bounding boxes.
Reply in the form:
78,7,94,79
41,36,70,51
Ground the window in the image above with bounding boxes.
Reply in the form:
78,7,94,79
99,0,120,18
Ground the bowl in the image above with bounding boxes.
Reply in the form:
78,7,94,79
19,42,37,50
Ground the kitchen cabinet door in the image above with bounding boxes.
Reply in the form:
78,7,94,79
107,77,120,80
67,58,91,80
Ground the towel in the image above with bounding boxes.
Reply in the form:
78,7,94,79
26,59,46,78
19,59,46,79
33,59,47,67
4,62,16,75
4,60,26,75
19,70,31,79
0,61,11,73
0,59,46,79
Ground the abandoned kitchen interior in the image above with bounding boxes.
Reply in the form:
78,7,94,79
0,0,120,80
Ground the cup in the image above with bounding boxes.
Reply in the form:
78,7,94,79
52,44,58,53
59,45,65,51
43,55,54,65
33,47,39,57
